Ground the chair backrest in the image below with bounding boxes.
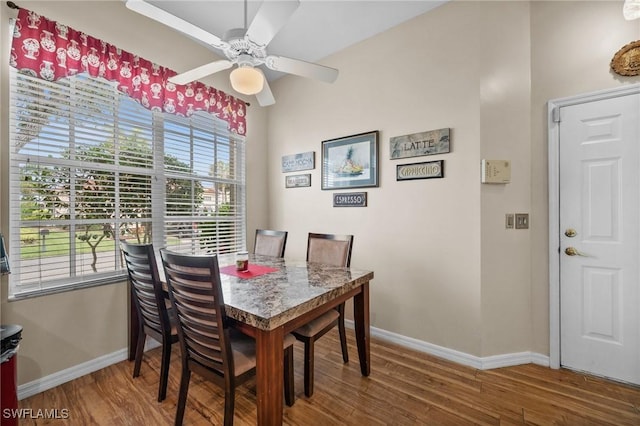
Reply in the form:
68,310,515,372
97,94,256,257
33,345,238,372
306,233,354,267
120,241,169,335
160,249,233,376
254,229,288,258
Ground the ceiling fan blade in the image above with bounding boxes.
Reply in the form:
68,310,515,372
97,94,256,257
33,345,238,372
266,55,339,83
255,78,276,107
246,0,300,47
168,60,234,85
125,0,228,49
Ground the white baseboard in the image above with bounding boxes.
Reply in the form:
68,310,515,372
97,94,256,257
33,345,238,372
17,339,160,400
347,320,550,370
18,325,549,400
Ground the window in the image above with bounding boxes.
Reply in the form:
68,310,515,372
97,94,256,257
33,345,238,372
8,69,246,299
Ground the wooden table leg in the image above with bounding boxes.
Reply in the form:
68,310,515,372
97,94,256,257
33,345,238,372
255,326,284,426
353,281,370,376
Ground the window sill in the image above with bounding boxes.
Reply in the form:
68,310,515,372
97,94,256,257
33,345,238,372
8,273,128,301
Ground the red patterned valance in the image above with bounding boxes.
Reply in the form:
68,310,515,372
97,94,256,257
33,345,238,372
10,8,246,135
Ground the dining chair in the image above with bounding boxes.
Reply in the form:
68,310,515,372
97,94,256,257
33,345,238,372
254,229,288,258
292,232,354,397
120,241,178,402
159,249,296,426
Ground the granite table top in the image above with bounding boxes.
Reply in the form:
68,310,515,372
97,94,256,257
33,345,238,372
214,253,374,331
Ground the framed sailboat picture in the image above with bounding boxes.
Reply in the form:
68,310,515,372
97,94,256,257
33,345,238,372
321,131,379,190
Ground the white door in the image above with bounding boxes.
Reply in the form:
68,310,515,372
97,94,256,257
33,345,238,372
558,92,640,384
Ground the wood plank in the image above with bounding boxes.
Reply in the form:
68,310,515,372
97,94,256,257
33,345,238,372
16,329,640,425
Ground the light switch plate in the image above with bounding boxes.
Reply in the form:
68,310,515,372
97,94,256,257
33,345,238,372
505,213,514,229
515,213,529,229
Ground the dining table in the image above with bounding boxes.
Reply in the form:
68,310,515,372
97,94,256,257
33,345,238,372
128,252,374,425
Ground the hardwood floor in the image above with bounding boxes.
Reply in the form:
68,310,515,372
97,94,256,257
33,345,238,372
17,329,640,425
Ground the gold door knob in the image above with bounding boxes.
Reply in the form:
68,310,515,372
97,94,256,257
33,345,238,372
565,247,591,257
565,247,578,256
565,228,577,237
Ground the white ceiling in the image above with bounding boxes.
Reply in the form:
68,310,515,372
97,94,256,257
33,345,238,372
145,1,447,80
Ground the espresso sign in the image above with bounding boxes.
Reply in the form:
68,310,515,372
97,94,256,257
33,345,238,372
333,192,367,207
397,160,444,181
282,151,315,172
390,128,450,159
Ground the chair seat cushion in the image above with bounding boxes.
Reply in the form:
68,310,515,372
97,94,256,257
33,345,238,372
293,309,340,338
230,331,257,376
283,333,296,348
229,330,298,376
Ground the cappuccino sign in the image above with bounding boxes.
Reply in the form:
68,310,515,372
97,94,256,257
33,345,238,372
281,151,315,173
396,160,444,181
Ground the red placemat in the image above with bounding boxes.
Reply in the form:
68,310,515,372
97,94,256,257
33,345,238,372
220,264,279,279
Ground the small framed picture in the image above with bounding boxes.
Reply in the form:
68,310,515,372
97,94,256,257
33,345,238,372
321,131,379,190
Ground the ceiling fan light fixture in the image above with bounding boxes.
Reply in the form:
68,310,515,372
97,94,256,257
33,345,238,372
624,0,640,20
230,66,264,95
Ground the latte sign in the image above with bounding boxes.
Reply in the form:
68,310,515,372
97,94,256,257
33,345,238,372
396,160,444,181
390,128,450,159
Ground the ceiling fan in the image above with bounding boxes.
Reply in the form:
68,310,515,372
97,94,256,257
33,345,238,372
125,0,339,106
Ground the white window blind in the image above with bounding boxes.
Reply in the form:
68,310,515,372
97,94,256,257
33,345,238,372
8,69,246,299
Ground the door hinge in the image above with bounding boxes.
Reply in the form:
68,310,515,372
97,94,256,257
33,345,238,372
552,107,561,123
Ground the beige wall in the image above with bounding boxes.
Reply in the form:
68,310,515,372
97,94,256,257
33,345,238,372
479,1,532,356
1,0,639,387
268,0,484,355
